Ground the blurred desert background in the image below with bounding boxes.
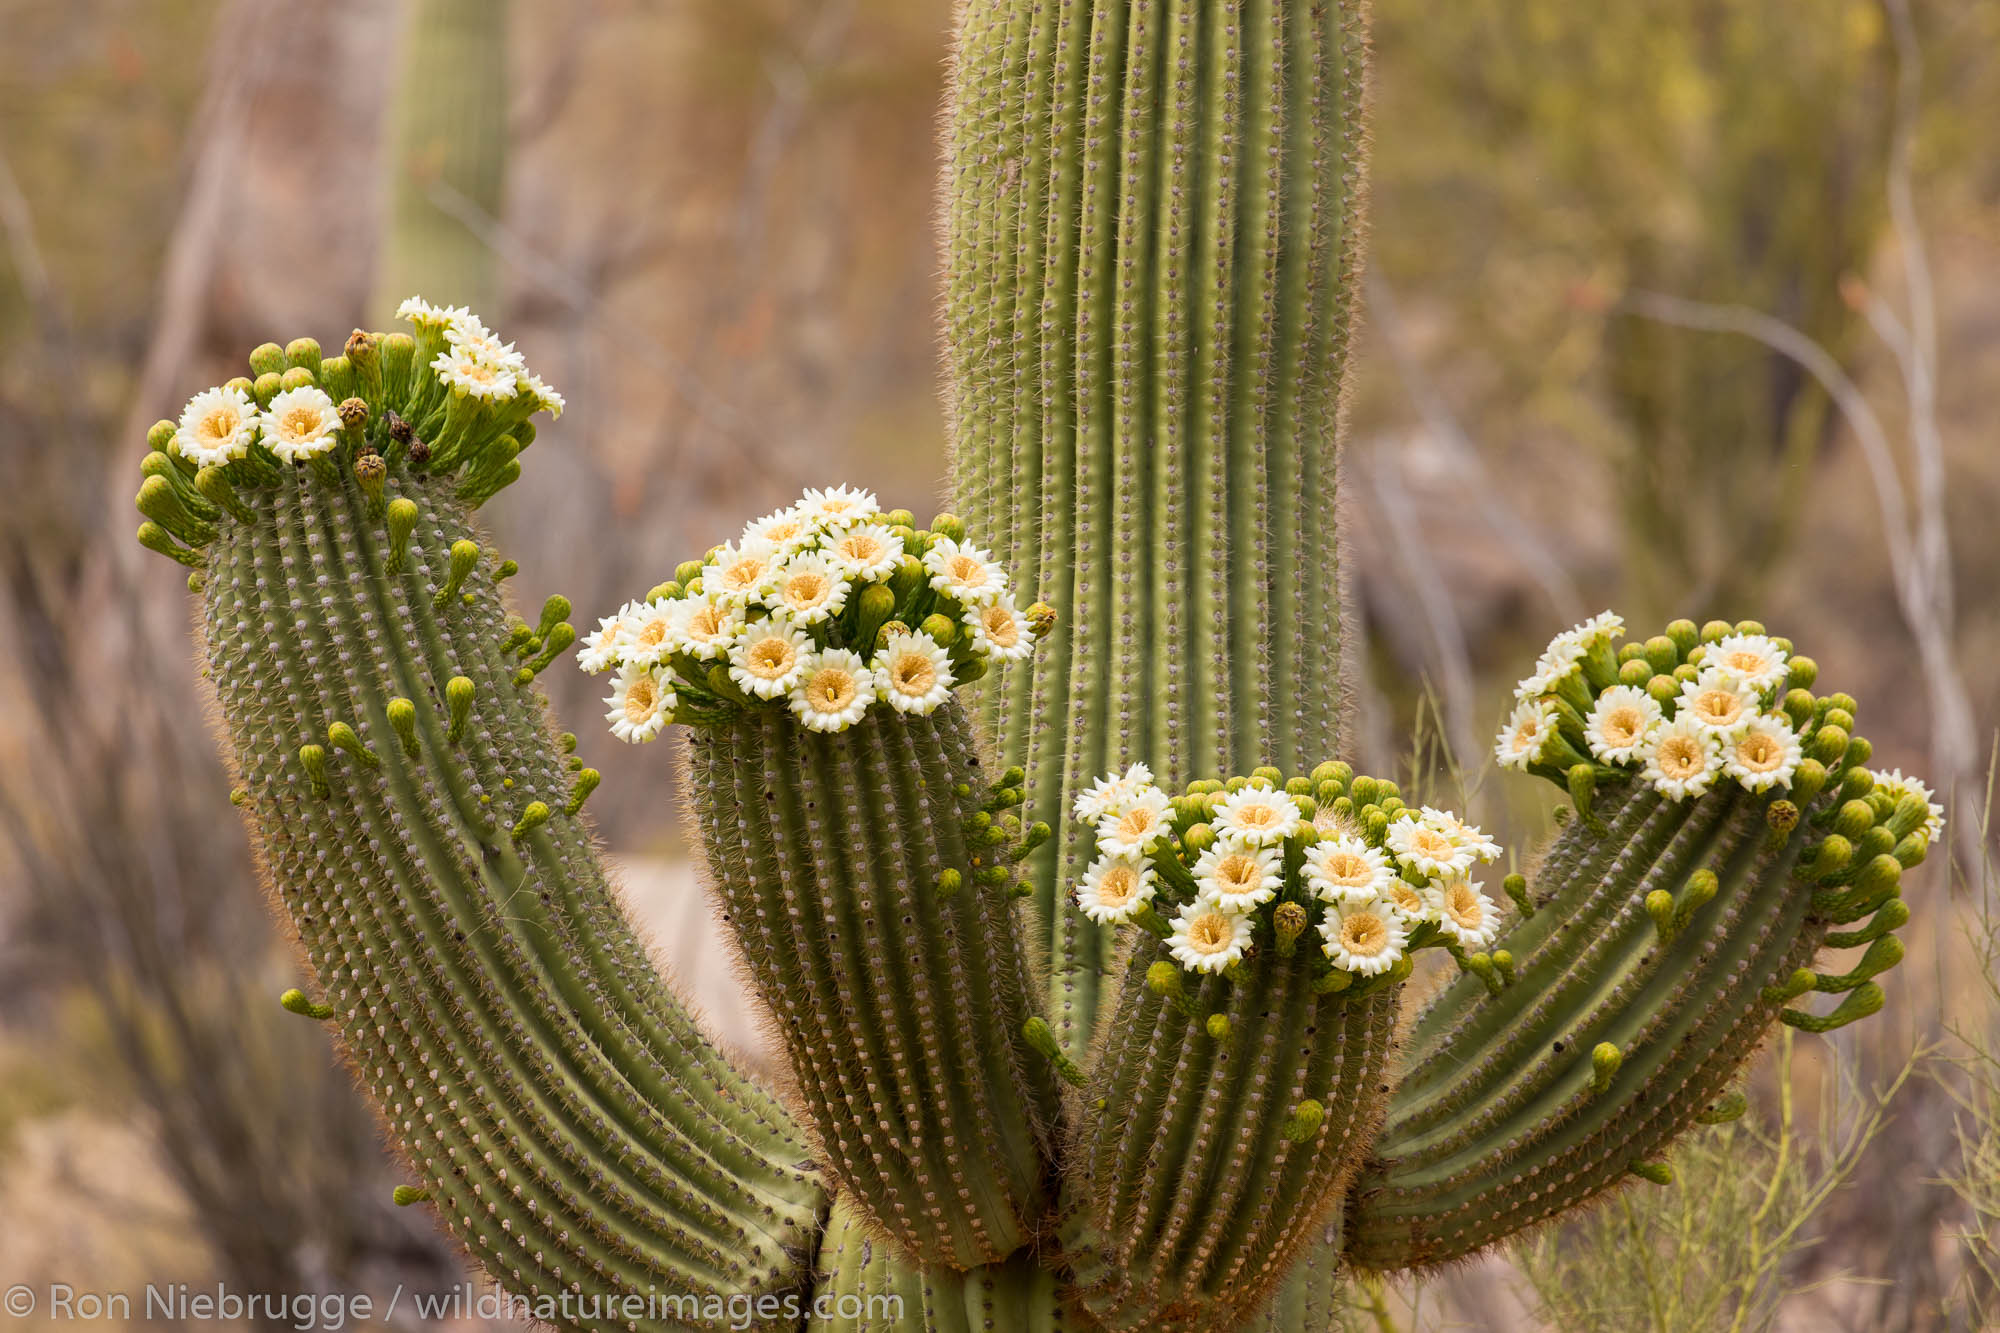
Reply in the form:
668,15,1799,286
0,0,1996,1329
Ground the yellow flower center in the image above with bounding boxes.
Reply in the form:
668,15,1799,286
1387,882,1424,915
1215,853,1261,896
200,408,238,442
1725,649,1767,675
890,651,936,695
947,554,986,586
1115,806,1159,842
837,533,883,564
1234,803,1279,831
687,606,727,642
980,605,1020,647
636,620,668,649
281,406,323,439
745,637,794,679
1511,717,1544,753
721,557,768,591
1408,828,1453,860
1657,735,1707,780
1691,689,1745,729
1185,911,1233,953
1736,731,1783,772
1443,882,1484,931
1098,864,1140,908
1601,704,1647,748
1324,850,1372,885
785,571,830,606
1338,911,1389,956
808,667,857,711
623,678,658,724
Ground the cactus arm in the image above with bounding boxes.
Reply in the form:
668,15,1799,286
808,1195,1067,1331
373,0,508,320
945,0,1370,1060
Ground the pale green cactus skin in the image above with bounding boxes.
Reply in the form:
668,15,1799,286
684,704,1063,1268
373,0,510,321
808,1196,1066,1331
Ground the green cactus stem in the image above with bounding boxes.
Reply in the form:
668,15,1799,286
1344,618,1925,1269
149,318,823,1318
807,1195,1066,1331
684,703,1063,1269
943,0,1373,1062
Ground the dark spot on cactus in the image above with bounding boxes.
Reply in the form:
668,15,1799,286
1552,1041,1565,1052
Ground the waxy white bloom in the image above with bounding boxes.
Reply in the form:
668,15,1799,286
1320,896,1408,976
1643,715,1723,800
966,596,1035,662
617,599,678,666
524,372,564,418
262,386,342,463
1212,786,1302,847
1075,853,1157,925
1586,685,1662,764
1095,786,1172,857
174,385,260,467
1495,698,1557,771
1387,813,1475,878
1678,668,1759,737
796,484,878,530
667,594,743,660
1380,877,1430,922
728,617,812,699
708,538,782,605
1705,633,1790,693
1577,610,1626,644
605,663,674,743
1723,714,1803,792
578,603,638,674
1428,878,1501,951
1870,768,1946,845
395,295,456,330
741,506,817,555
1193,839,1282,911
789,648,875,732
1073,763,1156,822
1517,630,1587,698
1416,806,1501,864
824,523,904,580
767,554,850,626
430,347,518,400
1304,835,1394,904
923,537,1008,605
445,317,526,371
1168,901,1255,975
874,630,954,715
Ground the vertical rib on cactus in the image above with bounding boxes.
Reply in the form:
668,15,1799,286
685,702,1062,1269
1061,951,1397,1330
372,0,509,321
808,1195,1067,1331
943,0,1369,1060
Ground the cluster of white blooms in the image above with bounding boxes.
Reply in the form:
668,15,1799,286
1071,763,1506,982
167,300,563,476
397,298,565,416
1495,612,1809,802
584,487,1046,742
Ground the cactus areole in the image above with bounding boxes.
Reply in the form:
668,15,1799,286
136,3,1940,1329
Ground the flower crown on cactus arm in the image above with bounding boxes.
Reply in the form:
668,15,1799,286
139,299,564,575
581,487,1055,741
1071,762,1513,1002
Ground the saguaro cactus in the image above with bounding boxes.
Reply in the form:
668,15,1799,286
136,1,1946,1329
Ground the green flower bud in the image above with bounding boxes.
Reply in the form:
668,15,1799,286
1664,619,1700,656
445,676,475,743
1618,659,1654,688
1786,655,1818,691
1590,1042,1622,1095
280,988,335,1020
385,497,420,574
930,512,967,542
1699,619,1733,644
248,342,288,378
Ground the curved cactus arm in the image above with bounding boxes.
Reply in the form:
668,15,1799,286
373,0,509,321
141,318,825,1321
594,497,1066,1270
1053,763,1501,1329
807,1195,1066,1331
1342,616,1932,1270
943,0,1371,1059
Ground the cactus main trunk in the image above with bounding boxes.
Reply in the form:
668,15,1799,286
943,0,1371,1057
202,463,823,1317
685,703,1063,1269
